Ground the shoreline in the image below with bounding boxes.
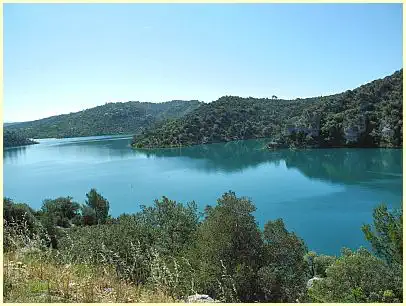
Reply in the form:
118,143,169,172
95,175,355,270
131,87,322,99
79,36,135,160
131,137,403,151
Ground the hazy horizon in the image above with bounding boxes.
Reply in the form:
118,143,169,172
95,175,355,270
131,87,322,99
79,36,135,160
5,3,402,122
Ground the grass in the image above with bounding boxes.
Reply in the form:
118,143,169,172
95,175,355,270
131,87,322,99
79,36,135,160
3,249,179,303
2,211,226,303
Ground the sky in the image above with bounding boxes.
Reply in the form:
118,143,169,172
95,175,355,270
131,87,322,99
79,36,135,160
4,3,403,122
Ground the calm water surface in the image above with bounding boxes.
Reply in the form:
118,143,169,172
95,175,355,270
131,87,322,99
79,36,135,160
3,135,402,255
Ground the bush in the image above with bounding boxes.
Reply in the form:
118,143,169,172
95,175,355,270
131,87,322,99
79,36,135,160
85,189,110,224
258,218,308,302
3,198,41,251
59,196,199,290
313,254,336,277
192,191,263,302
362,204,402,266
137,196,200,256
81,205,97,226
4,191,403,303
308,247,402,302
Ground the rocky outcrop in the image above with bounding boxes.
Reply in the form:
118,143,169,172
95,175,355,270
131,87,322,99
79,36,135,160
186,294,216,303
343,114,367,144
382,126,395,138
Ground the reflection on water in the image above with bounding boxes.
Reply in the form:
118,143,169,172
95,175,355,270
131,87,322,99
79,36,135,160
7,137,400,188
3,136,403,255
135,139,402,187
4,135,137,164
3,146,29,163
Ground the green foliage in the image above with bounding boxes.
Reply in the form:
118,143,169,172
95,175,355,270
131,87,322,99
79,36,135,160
40,197,81,228
81,205,97,226
132,96,305,148
4,198,38,228
5,100,201,139
137,196,200,256
58,219,153,283
39,214,60,249
305,251,336,278
132,69,402,149
362,204,403,266
34,197,82,248
258,218,309,302
313,254,336,277
304,251,317,277
3,130,38,148
308,248,403,303
193,192,263,302
85,189,110,224
59,196,200,291
3,198,41,250
4,190,403,303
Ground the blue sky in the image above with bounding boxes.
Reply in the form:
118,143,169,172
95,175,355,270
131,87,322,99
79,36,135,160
4,3,403,122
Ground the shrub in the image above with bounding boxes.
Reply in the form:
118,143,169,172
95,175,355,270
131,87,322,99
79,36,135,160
85,189,110,224
258,218,308,302
308,247,403,302
362,204,402,266
3,198,41,251
40,197,81,224
193,191,263,302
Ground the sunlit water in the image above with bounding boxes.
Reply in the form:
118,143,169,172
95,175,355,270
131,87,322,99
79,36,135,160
3,135,402,255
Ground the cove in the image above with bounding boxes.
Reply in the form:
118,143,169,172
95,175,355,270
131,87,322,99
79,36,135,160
3,135,402,255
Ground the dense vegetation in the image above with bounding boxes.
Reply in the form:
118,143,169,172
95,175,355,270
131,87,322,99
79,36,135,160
132,69,402,149
3,130,39,148
4,122,22,127
5,100,201,139
4,190,402,303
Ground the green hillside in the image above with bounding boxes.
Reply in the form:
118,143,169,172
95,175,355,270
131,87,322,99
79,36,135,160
132,69,402,149
4,122,22,127
5,100,202,139
3,130,39,148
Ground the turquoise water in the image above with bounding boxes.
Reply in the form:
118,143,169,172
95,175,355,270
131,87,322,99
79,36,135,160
3,135,402,255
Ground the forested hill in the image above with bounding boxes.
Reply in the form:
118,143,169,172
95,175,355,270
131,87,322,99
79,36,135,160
4,122,22,127
3,130,38,148
132,69,402,149
5,100,202,139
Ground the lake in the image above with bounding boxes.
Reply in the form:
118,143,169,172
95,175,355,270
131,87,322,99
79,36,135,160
3,135,402,255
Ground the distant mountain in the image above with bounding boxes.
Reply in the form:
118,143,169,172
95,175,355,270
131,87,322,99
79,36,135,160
3,130,38,148
5,100,202,139
132,69,402,149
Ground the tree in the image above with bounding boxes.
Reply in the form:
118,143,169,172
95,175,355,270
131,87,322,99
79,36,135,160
137,196,200,256
85,189,110,224
40,213,60,249
308,248,402,302
305,251,337,279
304,251,317,277
131,69,402,149
40,197,81,227
81,205,97,226
3,130,38,148
193,191,263,302
362,205,402,266
258,218,308,302
3,198,40,250
4,198,38,231
5,100,201,139
313,254,336,277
